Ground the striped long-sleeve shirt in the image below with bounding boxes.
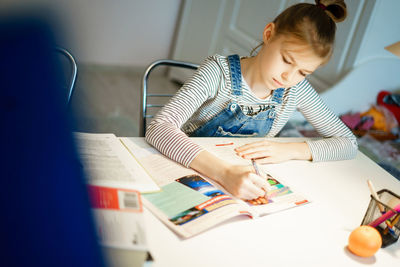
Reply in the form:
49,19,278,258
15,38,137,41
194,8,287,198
146,54,358,167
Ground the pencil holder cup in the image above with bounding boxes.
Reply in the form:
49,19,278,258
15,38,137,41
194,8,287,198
361,189,400,248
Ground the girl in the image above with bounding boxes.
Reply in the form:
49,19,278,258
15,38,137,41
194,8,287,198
146,0,357,200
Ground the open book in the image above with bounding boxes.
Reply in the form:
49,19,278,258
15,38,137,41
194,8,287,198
74,133,157,265
74,132,159,193
120,137,310,239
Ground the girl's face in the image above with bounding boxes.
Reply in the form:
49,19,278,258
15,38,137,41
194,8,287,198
257,23,325,90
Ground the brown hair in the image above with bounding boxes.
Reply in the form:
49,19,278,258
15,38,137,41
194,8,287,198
251,0,347,62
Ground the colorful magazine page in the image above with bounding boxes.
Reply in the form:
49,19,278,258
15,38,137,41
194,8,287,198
122,138,310,238
143,174,249,238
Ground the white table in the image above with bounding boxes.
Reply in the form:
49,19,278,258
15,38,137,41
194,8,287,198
130,137,400,267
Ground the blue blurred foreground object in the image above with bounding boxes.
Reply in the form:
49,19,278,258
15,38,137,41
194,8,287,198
0,14,105,267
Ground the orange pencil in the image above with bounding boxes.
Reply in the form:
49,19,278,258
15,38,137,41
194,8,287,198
215,142,234,146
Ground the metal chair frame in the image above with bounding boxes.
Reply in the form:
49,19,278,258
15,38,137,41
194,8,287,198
140,59,199,136
55,47,78,105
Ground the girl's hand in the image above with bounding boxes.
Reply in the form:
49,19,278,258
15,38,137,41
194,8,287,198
221,165,269,200
234,140,312,164
190,150,269,200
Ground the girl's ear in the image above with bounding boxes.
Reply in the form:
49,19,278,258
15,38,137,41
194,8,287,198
263,22,275,43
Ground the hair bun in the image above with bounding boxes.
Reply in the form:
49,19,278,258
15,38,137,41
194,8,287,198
316,0,347,23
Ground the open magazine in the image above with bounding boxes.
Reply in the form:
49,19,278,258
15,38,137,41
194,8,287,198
120,137,310,239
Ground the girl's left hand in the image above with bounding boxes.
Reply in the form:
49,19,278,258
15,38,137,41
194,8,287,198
234,140,312,164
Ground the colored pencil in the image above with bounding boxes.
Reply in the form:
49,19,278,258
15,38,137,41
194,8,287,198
367,180,394,233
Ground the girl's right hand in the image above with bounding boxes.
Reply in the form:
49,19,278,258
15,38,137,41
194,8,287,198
220,165,269,200
190,150,268,200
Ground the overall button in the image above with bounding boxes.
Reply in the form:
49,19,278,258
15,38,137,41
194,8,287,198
268,110,276,118
230,103,237,111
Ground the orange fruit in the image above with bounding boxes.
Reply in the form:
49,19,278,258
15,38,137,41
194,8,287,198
348,225,382,257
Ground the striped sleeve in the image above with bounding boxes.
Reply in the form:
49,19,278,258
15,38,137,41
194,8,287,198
145,57,221,167
296,79,358,161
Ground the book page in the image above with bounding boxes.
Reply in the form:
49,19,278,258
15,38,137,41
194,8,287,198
120,138,197,187
74,133,159,193
191,137,271,165
120,138,249,238
190,138,310,216
142,174,249,238
243,172,309,216
123,137,309,237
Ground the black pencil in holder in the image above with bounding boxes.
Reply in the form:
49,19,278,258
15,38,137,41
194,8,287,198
361,189,400,248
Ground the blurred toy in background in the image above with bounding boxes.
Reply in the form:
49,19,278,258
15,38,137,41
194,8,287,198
360,105,397,133
340,90,400,139
340,112,374,131
377,90,400,124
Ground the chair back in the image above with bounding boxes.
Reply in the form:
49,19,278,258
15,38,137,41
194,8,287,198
140,59,199,136
55,47,78,105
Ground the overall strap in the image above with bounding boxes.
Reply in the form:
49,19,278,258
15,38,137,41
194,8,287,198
227,54,242,96
271,87,285,104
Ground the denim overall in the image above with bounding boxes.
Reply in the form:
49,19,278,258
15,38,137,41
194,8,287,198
190,54,284,137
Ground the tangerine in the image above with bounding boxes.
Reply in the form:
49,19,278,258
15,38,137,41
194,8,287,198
348,225,382,257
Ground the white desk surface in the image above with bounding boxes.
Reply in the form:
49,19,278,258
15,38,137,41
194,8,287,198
128,137,400,267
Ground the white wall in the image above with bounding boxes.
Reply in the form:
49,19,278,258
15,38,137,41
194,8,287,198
0,0,181,66
2,0,399,68
353,0,400,65
54,0,182,66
